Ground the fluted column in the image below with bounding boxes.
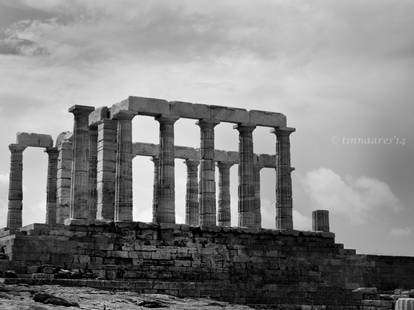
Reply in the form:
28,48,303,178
235,124,256,228
45,147,59,225
96,119,117,220
155,116,178,224
312,210,330,232
68,105,94,222
185,159,200,226
253,160,263,229
88,125,98,220
217,161,233,227
56,139,72,224
197,119,219,226
272,127,295,230
114,112,134,222
151,156,160,223
7,144,26,230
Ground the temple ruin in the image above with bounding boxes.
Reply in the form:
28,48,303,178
1,96,414,308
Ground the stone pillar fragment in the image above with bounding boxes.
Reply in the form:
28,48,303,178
151,156,159,223
88,126,98,220
235,124,256,228
312,210,330,232
68,105,95,222
185,159,199,226
7,144,26,230
253,160,263,229
197,119,219,227
56,139,72,224
45,147,59,225
114,112,134,222
155,116,178,224
272,127,295,230
96,119,117,220
217,161,232,227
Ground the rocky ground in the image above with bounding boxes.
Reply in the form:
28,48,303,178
0,283,254,310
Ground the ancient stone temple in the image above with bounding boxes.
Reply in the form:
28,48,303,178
1,96,414,308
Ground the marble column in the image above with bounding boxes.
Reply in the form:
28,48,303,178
45,147,59,226
56,139,72,224
217,161,232,227
312,210,330,232
88,125,98,220
197,119,219,226
151,156,159,223
114,112,134,222
68,105,94,222
235,124,256,228
185,159,200,226
272,127,295,230
253,161,263,229
155,116,178,224
7,144,26,230
96,119,117,220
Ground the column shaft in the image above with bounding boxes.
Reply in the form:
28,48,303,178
253,162,263,229
151,156,159,223
273,127,295,230
45,147,59,225
96,119,117,220
155,116,178,224
7,144,26,230
114,113,134,222
88,126,98,220
68,105,95,221
197,119,219,226
185,159,200,226
236,124,256,228
217,162,232,227
56,139,72,223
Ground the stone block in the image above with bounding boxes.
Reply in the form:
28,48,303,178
89,106,109,126
210,105,249,124
126,96,170,116
16,132,53,148
170,101,210,119
249,110,287,127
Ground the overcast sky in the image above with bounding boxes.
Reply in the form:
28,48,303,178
0,0,413,256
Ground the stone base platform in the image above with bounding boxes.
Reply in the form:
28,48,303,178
0,221,414,307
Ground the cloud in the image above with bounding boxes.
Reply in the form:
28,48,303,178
302,168,402,225
390,227,413,238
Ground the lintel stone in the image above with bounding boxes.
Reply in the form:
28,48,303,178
210,105,249,124
249,110,287,128
16,132,53,148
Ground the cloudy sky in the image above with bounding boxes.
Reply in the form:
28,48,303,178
0,0,413,255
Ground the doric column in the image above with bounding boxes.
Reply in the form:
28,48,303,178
68,105,95,222
7,144,26,230
235,123,256,228
217,161,233,227
56,139,72,224
151,156,159,223
253,160,263,229
45,147,59,226
88,125,98,220
185,159,200,226
96,119,117,220
197,119,219,226
312,210,330,232
155,115,178,224
272,127,295,230
114,112,134,222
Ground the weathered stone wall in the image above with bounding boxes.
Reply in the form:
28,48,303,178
1,222,413,306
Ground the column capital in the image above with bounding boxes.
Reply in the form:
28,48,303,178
9,144,26,153
184,159,200,169
156,115,179,124
68,105,95,116
196,118,220,129
271,127,296,137
217,161,234,170
45,147,59,155
234,123,256,134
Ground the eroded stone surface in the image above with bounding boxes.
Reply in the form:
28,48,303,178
16,133,53,148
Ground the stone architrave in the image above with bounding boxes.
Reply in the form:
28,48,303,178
68,105,95,222
45,147,59,225
235,124,256,228
7,144,26,230
217,161,233,227
272,127,295,230
185,159,200,226
197,119,219,227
